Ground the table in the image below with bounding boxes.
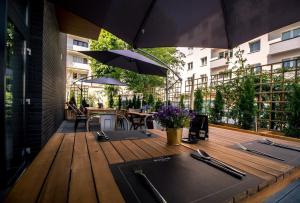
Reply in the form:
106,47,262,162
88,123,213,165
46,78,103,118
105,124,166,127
86,107,117,118
5,126,300,203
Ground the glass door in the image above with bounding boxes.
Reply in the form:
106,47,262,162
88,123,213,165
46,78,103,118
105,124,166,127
4,19,27,185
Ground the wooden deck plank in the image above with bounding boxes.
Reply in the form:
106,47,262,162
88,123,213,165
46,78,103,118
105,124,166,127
37,134,75,203
111,141,138,162
141,139,175,156
99,142,124,164
121,140,151,160
182,142,276,185
5,133,64,203
86,133,125,203
202,140,292,173
132,139,164,157
68,132,98,203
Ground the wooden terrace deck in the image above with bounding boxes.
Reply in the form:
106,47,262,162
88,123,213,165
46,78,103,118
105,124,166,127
4,125,300,203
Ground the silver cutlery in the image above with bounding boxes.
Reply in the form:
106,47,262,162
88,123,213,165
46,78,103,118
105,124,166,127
237,143,285,161
190,152,244,179
259,138,300,152
197,149,246,176
134,169,167,203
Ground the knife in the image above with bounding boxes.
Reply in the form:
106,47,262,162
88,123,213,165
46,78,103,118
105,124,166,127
259,139,300,152
190,153,244,179
237,143,285,161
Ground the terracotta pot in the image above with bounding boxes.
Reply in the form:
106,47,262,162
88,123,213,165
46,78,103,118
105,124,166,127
166,128,182,145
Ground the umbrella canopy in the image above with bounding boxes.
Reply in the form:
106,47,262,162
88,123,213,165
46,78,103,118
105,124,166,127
80,50,168,77
82,77,127,86
52,0,300,48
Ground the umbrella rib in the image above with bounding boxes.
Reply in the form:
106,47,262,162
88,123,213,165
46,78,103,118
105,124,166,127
220,0,230,48
132,0,157,48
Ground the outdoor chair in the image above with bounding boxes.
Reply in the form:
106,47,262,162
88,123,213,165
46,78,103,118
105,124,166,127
144,115,154,129
66,102,87,132
128,114,144,130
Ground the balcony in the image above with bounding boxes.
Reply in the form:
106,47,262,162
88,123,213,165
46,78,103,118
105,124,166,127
66,61,89,70
269,36,300,55
210,57,228,69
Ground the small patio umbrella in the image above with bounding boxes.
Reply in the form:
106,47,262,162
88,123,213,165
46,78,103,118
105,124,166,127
82,77,127,86
52,0,300,48
80,50,168,77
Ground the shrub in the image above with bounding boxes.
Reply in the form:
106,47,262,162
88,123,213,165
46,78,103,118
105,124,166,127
194,88,203,114
238,76,256,129
210,89,224,123
179,95,185,109
285,84,300,137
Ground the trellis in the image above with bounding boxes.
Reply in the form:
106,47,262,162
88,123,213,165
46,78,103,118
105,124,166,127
177,59,300,132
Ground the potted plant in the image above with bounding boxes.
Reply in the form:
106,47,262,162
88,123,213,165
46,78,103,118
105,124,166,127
154,105,194,145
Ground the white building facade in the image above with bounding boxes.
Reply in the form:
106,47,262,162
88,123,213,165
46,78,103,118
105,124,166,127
178,21,300,91
66,34,105,107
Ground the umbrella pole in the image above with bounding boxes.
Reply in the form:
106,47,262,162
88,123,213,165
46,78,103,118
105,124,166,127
165,75,168,105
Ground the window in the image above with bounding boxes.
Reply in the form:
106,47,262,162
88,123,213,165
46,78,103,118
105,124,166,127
73,72,78,79
187,62,193,70
281,27,300,40
282,57,300,68
73,39,88,47
252,63,262,73
73,56,88,64
187,47,193,55
219,52,224,59
79,73,88,79
249,40,260,53
201,57,207,66
187,77,193,85
218,50,232,59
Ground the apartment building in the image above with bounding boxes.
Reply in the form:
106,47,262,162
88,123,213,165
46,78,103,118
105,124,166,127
66,35,104,106
178,21,300,90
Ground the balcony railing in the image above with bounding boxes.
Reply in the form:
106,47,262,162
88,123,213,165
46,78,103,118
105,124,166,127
210,57,228,69
269,36,300,55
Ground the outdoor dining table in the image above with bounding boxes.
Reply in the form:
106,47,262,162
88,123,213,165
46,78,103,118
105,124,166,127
5,124,300,203
85,107,117,118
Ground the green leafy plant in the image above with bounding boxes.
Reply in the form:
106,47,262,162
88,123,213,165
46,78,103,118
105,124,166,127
155,99,163,111
179,95,185,109
194,88,203,114
147,94,155,108
238,76,256,129
210,89,224,123
118,95,122,110
285,84,300,137
108,93,114,108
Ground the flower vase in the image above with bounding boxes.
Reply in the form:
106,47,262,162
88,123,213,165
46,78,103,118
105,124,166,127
166,128,182,145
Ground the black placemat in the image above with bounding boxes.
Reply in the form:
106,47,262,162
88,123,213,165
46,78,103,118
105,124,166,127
94,130,159,141
110,153,264,203
230,140,300,166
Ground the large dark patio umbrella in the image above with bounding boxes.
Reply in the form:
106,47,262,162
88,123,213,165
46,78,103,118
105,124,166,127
80,50,168,77
82,77,127,86
52,0,300,48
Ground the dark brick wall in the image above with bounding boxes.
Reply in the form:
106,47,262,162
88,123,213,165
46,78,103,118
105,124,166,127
26,0,66,154
41,2,66,146
26,0,44,155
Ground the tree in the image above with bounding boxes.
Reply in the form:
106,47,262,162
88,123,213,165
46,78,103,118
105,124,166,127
285,84,300,137
118,95,122,110
132,95,137,108
194,88,203,114
210,89,224,123
108,93,114,108
238,76,256,129
179,95,185,109
90,30,185,95
147,94,155,108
